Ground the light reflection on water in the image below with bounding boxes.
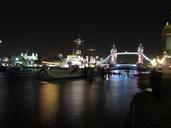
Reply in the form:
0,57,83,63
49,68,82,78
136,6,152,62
0,72,139,128
39,82,60,124
63,81,85,118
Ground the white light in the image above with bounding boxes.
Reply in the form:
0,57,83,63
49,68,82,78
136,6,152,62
157,57,165,65
0,40,2,43
166,22,169,25
151,59,157,66
15,57,19,61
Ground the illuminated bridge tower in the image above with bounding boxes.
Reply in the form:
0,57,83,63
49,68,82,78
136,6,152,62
162,22,171,55
110,44,117,65
137,43,144,64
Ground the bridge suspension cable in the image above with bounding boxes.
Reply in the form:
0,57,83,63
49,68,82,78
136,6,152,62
100,44,152,65
141,53,151,62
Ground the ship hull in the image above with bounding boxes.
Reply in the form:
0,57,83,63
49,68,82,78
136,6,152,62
0,66,41,78
39,67,85,79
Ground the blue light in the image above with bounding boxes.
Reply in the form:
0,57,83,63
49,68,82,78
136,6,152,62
131,64,137,67
115,64,137,67
115,64,121,67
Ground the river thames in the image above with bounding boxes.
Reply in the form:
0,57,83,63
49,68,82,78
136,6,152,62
0,73,139,128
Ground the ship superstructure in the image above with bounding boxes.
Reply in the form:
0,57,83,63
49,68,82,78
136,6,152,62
60,37,86,68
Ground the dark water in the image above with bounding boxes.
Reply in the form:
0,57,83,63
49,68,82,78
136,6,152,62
0,73,139,128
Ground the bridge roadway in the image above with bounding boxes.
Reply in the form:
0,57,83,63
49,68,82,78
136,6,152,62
102,52,151,64
100,63,138,70
116,52,151,62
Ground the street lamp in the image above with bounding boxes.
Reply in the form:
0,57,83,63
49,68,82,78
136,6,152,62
0,40,2,44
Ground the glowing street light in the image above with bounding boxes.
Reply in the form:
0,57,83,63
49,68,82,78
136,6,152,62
0,40,2,44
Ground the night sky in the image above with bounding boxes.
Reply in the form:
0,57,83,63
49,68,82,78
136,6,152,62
0,1,171,58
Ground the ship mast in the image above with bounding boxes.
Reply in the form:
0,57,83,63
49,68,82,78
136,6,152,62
73,35,85,56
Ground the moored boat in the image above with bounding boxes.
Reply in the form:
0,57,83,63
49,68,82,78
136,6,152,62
38,66,85,79
38,36,87,79
6,66,41,77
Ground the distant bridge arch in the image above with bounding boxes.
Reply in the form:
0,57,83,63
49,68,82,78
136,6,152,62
101,44,151,66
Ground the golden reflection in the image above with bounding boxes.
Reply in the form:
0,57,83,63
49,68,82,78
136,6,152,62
89,84,97,107
39,82,60,124
64,81,85,117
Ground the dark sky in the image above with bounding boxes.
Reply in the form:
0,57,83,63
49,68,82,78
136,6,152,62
0,1,171,58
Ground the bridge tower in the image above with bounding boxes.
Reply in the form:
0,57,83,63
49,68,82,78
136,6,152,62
162,22,171,55
137,43,144,64
110,44,117,65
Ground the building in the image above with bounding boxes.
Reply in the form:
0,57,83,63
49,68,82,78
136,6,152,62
21,52,38,61
162,22,171,55
14,52,39,66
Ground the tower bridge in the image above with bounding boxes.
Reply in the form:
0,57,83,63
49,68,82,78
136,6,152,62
100,44,151,68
